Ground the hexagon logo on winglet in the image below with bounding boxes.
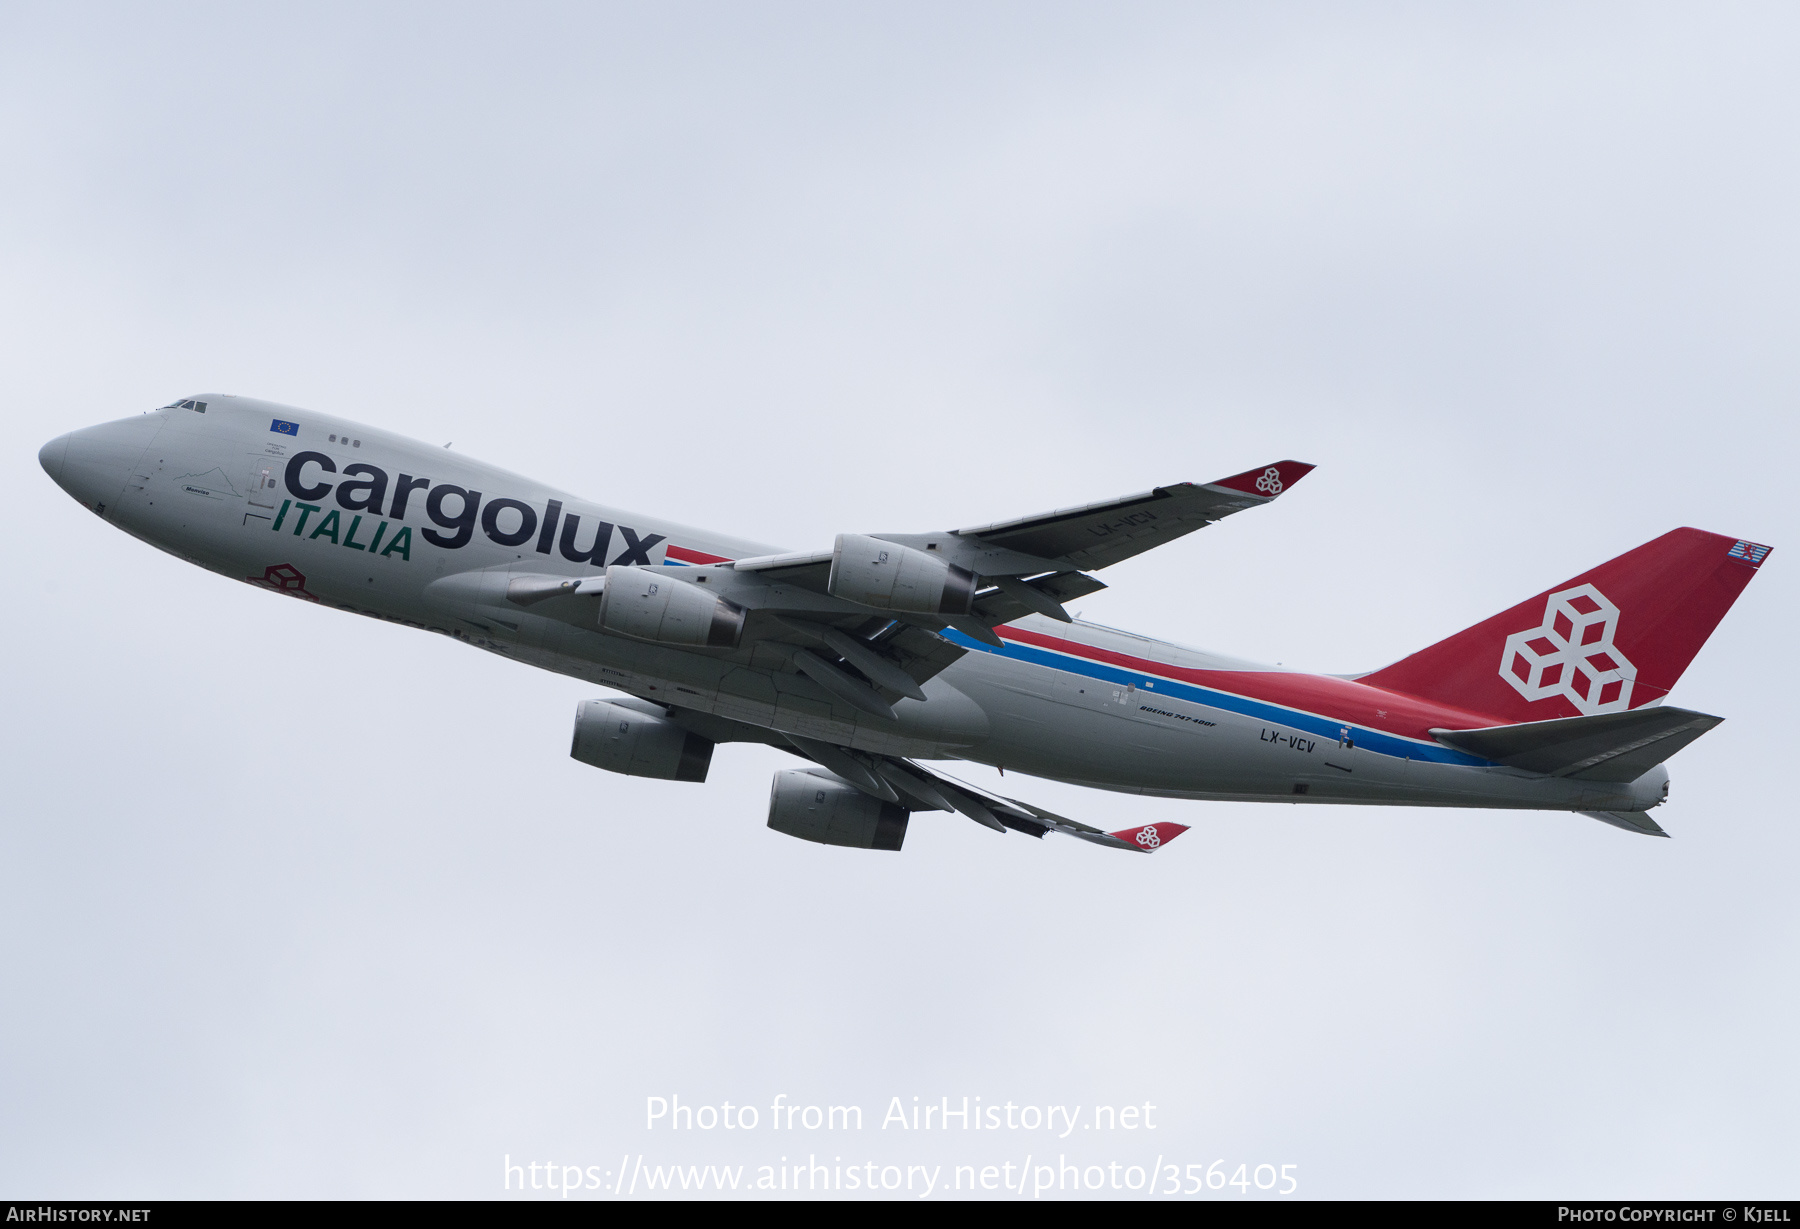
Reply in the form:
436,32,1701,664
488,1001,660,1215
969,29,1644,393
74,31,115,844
1109,822,1191,852
1209,461,1315,498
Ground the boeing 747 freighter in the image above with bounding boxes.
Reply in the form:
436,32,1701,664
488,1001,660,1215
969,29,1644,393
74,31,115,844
38,396,1770,850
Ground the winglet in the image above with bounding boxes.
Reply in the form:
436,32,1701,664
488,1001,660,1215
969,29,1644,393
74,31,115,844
1208,461,1314,499
1108,822,1190,852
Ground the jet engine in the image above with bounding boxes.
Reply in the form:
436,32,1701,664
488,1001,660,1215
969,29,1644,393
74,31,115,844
570,699,714,782
827,533,975,616
767,769,909,850
597,566,746,648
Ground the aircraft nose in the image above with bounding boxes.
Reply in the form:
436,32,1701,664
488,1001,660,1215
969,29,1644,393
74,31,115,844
38,434,69,484
40,416,164,513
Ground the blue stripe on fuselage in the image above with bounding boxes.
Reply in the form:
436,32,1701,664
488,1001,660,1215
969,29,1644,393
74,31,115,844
943,629,1490,767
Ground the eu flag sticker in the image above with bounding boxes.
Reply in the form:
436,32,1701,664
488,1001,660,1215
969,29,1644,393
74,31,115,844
270,419,299,436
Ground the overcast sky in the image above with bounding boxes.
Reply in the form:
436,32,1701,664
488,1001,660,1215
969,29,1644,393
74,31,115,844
1,2,1794,1200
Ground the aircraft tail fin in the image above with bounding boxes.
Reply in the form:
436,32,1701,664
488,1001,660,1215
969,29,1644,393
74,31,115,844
1361,528,1769,722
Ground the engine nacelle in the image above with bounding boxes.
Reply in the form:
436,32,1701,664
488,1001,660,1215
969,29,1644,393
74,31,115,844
570,699,713,782
827,533,975,616
597,566,745,648
767,769,909,850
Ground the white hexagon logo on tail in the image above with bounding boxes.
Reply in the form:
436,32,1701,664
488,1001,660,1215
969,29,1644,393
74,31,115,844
1498,584,1636,714
1254,467,1283,495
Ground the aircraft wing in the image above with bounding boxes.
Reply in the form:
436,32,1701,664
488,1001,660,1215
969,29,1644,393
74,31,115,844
509,462,1314,731
778,732,1190,853
715,459,1314,642
653,704,1187,853
733,459,1314,587
949,460,1315,572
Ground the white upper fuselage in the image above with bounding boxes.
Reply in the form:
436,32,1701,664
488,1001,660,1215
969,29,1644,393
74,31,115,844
39,396,1667,817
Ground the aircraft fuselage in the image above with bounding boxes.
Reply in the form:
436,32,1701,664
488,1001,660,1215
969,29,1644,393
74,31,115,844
39,397,1669,819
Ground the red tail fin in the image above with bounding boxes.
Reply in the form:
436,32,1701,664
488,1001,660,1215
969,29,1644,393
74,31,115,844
1361,528,1770,722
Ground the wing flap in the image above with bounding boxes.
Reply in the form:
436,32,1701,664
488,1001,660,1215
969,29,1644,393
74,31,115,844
971,571,1109,626
879,623,970,689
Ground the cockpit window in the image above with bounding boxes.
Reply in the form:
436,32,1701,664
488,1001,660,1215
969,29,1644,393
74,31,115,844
162,398,207,412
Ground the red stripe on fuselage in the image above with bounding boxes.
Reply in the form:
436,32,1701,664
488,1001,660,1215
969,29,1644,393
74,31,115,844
666,544,733,565
996,625,1502,742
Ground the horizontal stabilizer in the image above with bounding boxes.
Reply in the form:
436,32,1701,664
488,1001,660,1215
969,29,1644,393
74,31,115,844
1579,810,1671,838
1432,706,1723,782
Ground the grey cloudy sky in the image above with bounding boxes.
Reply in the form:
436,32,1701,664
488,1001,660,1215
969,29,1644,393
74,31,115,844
1,2,1794,1199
